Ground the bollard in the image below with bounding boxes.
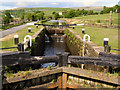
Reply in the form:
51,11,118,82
36,25,38,28
107,45,111,53
82,29,85,34
14,35,19,45
104,45,111,53
73,26,75,29
17,43,24,51
28,28,31,33
56,52,63,67
103,38,109,47
104,45,107,52
63,52,70,66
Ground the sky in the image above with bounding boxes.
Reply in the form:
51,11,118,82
0,0,120,10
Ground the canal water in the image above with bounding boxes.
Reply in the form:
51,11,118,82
41,34,70,68
44,34,69,56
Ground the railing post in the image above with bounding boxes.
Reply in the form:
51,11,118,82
56,52,63,67
63,52,70,66
17,43,24,51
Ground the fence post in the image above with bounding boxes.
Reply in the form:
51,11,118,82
56,52,63,67
109,11,112,25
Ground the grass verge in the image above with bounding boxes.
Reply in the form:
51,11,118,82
0,25,41,52
73,13,119,25
72,26,118,54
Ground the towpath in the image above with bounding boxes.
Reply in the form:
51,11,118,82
0,22,36,38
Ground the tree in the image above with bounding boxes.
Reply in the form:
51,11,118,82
25,13,33,21
4,11,13,21
54,13,59,20
104,6,107,9
2,11,13,24
100,10,104,14
94,12,99,15
117,7,120,13
113,5,120,13
113,5,119,10
35,11,41,14
2,15,9,24
75,10,82,16
87,10,94,15
63,10,76,18
20,13,25,20
82,9,88,15
52,11,56,14
36,12,44,20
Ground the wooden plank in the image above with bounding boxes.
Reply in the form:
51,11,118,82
63,67,120,85
47,82,58,89
57,73,62,89
67,83,78,89
25,82,57,90
62,73,67,88
68,56,119,67
5,67,63,84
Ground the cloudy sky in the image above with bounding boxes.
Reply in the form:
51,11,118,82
1,0,120,10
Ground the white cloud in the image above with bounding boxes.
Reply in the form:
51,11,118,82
1,0,120,10
0,6,17,10
51,3,58,5
16,2,27,7
1,0,119,2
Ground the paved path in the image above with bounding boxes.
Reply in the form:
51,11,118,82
0,22,36,38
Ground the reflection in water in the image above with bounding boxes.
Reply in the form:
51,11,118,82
42,34,69,68
43,41,66,56
44,34,68,56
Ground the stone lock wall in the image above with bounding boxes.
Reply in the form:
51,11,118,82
31,29,46,56
65,28,104,57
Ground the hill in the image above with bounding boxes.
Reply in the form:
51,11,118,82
0,7,72,18
72,6,103,11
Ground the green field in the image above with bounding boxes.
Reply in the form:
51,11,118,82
73,13,119,25
0,25,41,51
72,26,118,54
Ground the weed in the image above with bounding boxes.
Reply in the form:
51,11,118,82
18,71,23,75
5,66,9,70
83,83,86,88
47,64,54,70
29,67,32,71
68,79,72,82
6,72,14,78
70,40,73,44
97,19,101,23
47,66,51,69
24,71,31,76
51,79,57,83
73,37,76,40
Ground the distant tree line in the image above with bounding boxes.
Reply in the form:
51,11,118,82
100,5,120,14
62,5,120,18
62,9,99,18
2,4,120,25
24,11,45,21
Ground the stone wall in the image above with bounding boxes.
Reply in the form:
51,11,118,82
31,29,46,56
65,28,104,57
